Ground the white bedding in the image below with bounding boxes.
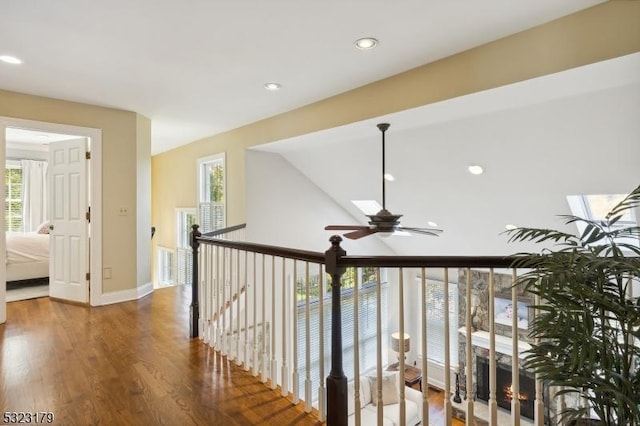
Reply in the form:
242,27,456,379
6,232,49,264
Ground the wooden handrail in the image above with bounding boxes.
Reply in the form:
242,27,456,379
197,233,325,264
202,223,247,237
196,226,518,269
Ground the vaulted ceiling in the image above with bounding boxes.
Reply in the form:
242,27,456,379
254,54,640,255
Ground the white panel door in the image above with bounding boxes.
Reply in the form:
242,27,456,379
49,138,88,303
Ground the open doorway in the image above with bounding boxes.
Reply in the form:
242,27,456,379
4,128,90,302
0,117,103,323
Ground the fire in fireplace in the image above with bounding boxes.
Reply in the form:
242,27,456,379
476,356,536,420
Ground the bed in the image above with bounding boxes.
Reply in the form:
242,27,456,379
6,231,50,282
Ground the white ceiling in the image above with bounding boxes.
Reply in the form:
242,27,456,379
0,0,604,154
255,54,640,256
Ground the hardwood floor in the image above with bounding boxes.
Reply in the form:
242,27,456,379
1,286,463,425
1,286,319,425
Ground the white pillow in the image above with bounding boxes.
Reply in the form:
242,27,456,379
367,373,399,406
37,221,50,234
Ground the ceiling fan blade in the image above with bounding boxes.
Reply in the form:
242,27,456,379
325,225,370,231
343,228,378,240
399,226,442,237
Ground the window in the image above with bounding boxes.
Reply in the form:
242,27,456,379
5,162,23,231
296,267,388,403
198,153,225,233
423,278,459,366
176,208,197,285
567,193,639,248
156,246,175,287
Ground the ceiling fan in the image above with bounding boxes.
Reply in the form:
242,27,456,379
325,123,443,240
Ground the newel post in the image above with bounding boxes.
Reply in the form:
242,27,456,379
189,224,202,338
325,235,348,426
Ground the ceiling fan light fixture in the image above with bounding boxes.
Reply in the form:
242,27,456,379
326,123,444,240
468,164,484,175
354,37,378,50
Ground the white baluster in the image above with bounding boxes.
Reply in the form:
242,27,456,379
261,254,268,383
235,250,241,363
221,247,228,356
354,268,361,426
244,251,250,371
252,253,259,376
199,244,206,341
270,256,277,389
443,268,451,426
376,268,384,424
304,262,312,413
421,268,429,426
281,264,289,397
489,268,497,426
317,268,326,421
465,268,474,426
216,245,223,351
511,269,521,425
398,268,406,426
292,261,300,404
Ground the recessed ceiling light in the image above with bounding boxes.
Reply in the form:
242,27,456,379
264,82,282,91
428,221,438,228
354,37,378,50
384,173,394,182
505,224,518,231
0,55,22,65
468,164,484,175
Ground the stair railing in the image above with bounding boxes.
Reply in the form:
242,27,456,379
190,224,549,426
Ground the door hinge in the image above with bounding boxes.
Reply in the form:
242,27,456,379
86,272,90,280
86,151,91,160
86,207,91,222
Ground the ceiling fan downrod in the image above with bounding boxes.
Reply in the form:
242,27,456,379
377,122,390,211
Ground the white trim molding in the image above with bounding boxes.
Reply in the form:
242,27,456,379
98,282,154,306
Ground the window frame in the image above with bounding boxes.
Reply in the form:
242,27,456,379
197,153,226,232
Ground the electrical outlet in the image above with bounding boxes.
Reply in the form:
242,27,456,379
103,267,112,279
119,206,128,216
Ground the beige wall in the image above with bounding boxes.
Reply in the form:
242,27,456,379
151,0,640,271
0,90,151,293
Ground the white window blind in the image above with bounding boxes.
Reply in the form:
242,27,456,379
424,279,459,366
176,247,192,286
176,208,197,285
5,162,23,231
296,270,388,403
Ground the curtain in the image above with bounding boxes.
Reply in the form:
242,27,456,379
21,159,48,232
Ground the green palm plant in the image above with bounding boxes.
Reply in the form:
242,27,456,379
508,185,640,425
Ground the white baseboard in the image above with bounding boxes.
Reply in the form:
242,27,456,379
97,282,153,306
416,356,457,393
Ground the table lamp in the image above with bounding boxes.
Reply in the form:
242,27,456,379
391,332,410,369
